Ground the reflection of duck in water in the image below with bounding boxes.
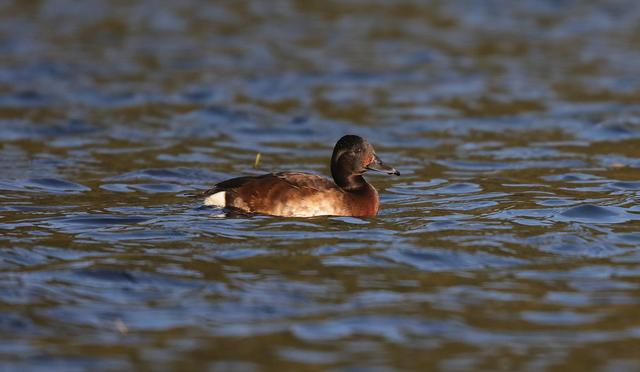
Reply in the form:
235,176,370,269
202,135,399,217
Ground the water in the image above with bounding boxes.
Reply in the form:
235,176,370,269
2,0,640,370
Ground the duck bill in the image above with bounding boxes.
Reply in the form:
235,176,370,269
366,154,400,176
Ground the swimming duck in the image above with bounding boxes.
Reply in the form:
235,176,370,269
203,135,399,217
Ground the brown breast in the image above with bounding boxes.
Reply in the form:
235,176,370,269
345,183,379,217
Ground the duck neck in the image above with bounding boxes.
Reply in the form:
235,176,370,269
333,172,367,191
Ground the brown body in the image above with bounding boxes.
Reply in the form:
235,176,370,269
211,172,379,217
202,135,398,217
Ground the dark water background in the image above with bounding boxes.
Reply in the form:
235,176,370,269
2,0,640,370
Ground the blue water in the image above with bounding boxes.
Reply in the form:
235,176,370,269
2,1,640,370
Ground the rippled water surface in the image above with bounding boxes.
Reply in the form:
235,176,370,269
2,1,640,370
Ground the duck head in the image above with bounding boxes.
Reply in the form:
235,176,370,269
330,135,399,189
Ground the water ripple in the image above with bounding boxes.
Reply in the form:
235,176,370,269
2,0,640,370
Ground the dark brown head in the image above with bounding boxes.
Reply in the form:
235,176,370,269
330,135,399,190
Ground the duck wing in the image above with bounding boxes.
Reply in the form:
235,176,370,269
204,172,345,216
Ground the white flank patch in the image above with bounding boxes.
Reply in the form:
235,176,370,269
203,191,226,207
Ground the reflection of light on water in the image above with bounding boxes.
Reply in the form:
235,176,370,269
1,0,640,370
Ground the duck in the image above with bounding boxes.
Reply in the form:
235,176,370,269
202,135,399,217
